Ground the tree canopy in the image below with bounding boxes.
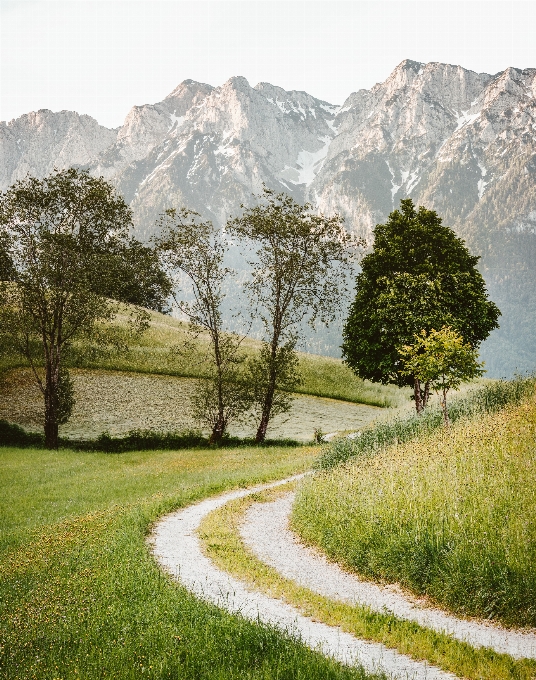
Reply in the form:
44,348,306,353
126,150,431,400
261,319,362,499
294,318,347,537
230,188,358,442
154,208,252,443
399,326,485,425
0,168,162,447
342,199,500,401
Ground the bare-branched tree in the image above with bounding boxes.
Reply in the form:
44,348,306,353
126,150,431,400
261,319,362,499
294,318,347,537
154,209,252,443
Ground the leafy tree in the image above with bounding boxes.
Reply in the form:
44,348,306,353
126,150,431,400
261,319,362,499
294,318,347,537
97,238,172,313
399,326,485,425
0,231,15,282
342,199,500,413
230,188,358,442
0,168,154,448
154,208,252,443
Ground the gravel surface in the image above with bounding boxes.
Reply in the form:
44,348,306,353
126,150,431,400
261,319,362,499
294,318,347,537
150,477,455,679
241,493,536,661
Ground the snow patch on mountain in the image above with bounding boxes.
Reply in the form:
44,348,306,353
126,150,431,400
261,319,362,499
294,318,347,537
295,136,332,186
455,110,481,131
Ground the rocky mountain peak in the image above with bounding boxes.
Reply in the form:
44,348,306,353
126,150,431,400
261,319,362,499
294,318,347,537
0,108,117,189
2,61,536,373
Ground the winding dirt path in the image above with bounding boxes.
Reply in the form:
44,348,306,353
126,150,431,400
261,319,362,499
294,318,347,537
240,493,536,661
151,477,456,679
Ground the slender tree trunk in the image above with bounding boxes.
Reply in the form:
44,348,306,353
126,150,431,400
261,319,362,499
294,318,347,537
209,415,226,444
441,387,450,427
413,377,423,415
255,348,277,443
253,281,285,442
209,330,227,444
255,395,273,443
422,381,431,409
44,350,60,449
210,381,226,444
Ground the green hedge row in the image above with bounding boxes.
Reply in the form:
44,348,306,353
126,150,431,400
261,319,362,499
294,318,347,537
0,421,302,452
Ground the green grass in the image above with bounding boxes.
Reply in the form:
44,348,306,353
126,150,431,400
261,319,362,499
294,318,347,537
294,353,402,407
317,376,535,469
3,308,401,408
0,443,382,680
198,485,536,680
292,393,536,628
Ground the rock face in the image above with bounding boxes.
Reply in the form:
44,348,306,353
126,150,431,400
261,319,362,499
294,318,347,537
0,109,117,190
311,60,536,241
2,61,536,376
114,76,339,239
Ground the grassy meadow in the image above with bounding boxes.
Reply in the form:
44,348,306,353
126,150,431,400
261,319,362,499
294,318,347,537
0,307,405,443
80,312,404,407
199,484,536,680
47,309,404,408
0,443,383,680
292,391,536,628
4,305,534,678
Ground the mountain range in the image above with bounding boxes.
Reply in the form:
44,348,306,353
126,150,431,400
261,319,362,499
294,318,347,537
2,59,536,377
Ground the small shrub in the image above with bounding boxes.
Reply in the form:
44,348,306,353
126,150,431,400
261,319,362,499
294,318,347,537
0,420,44,446
0,422,303,452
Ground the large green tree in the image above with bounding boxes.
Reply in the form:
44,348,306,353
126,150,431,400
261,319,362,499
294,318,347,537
342,199,500,412
0,168,164,448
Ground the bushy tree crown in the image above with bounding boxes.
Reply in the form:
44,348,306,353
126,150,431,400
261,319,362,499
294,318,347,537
342,199,500,386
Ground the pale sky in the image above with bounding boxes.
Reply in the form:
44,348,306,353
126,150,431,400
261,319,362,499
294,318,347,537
1,0,535,129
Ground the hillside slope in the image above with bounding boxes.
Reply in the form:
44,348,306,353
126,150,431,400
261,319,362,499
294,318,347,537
292,388,536,627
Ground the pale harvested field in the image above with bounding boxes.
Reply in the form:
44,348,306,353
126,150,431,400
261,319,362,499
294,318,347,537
0,369,383,442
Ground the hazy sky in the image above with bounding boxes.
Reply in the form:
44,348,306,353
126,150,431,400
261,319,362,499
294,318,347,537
1,0,535,128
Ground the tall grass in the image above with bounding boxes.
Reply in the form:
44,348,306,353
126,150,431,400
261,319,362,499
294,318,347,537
199,487,536,680
317,375,536,469
292,391,536,627
0,444,378,679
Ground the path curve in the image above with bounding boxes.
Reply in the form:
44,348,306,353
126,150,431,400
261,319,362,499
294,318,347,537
241,492,536,661
150,476,454,679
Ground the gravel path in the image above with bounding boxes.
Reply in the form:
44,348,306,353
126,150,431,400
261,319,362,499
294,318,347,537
150,476,455,679
241,493,536,661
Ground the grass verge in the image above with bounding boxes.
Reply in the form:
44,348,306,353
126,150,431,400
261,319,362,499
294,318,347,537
198,485,536,680
293,395,536,628
0,419,303,451
317,375,535,469
0,443,378,680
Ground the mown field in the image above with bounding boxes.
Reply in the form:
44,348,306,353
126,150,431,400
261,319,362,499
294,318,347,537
0,308,406,442
0,443,383,680
40,308,405,408
0,368,387,442
292,388,536,628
